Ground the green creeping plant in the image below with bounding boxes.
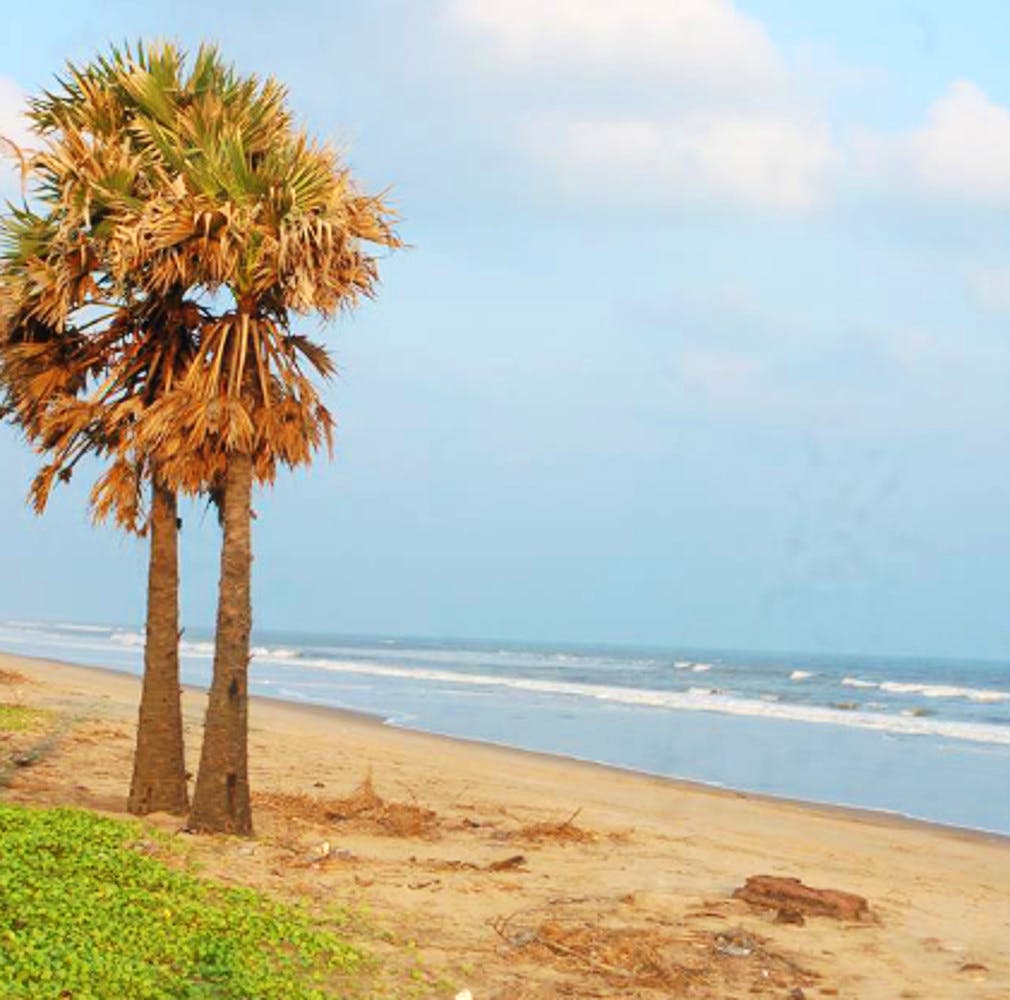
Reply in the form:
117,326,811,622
0,706,54,733
0,805,363,998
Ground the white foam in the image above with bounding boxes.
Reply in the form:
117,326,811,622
970,691,1010,704
249,652,1010,747
790,670,814,681
179,640,215,657
309,643,650,674
110,630,145,647
843,676,1009,703
0,625,142,660
251,646,299,660
4,620,1008,749
878,681,1010,703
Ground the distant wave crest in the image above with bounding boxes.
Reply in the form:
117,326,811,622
843,676,1009,703
249,651,1010,747
3,620,1007,748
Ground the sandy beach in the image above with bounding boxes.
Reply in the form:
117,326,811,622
1,650,1008,999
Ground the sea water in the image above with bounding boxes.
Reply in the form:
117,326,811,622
2,619,1008,834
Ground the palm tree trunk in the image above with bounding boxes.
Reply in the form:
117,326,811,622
188,452,254,834
128,477,188,815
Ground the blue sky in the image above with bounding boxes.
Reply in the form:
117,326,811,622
2,1,1010,659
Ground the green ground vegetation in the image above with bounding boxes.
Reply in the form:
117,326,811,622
0,705,54,732
0,805,364,998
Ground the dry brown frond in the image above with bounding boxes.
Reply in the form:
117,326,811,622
2,40,399,527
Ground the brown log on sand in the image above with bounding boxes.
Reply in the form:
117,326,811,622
733,875,870,920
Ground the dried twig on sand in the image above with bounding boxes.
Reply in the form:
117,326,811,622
256,773,440,838
492,910,691,989
506,807,597,844
491,897,820,994
420,854,528,874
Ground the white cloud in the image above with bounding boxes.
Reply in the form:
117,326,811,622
450,4,1010,215
0,78,30,200
449,0,835,213
906,82,1010,202
451,0,780,92
538,110,834,212
0,78,27,140
860,81,1010,205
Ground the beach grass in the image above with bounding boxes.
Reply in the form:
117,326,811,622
0,704,53,732
0,804,364,999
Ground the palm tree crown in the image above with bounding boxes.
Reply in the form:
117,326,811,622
2,41,399,518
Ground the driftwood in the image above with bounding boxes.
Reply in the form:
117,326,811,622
733,875,869,921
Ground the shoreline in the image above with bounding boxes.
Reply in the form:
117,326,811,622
5,649,1008,848
382,718,1010,848
3,647,1010,998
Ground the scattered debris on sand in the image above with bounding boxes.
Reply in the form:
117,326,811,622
492,899,819,994
494,912,692,989
255,773,441,838
504,807,598,845
416,854,528,874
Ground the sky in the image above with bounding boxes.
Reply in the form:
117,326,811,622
2,1,1010,660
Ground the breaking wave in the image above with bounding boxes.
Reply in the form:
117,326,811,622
843,676,1009,703
248,650,1010,747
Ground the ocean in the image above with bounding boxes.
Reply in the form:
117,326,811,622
2,619,1008,835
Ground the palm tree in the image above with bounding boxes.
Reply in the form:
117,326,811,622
103,46,399,834
0,57,279,817
0,212,198,815
0,173,338,825
3,43,399,833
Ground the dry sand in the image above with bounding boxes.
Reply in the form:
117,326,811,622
1,651,1008,999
